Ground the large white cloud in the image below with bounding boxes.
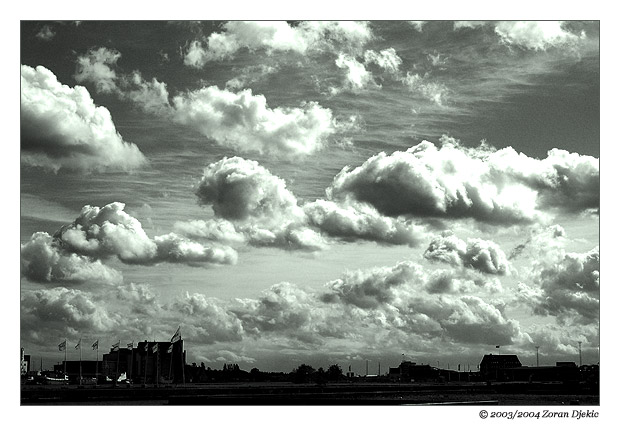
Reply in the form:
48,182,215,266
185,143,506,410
21,65,146,172
424,231,509,275
171,86,335,156
193,157,326,252
189,157,431,251
183,21,373,67
327,138,598,225
52,202,237,266
20,232,122,285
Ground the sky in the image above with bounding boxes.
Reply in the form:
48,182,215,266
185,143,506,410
19,19,600,375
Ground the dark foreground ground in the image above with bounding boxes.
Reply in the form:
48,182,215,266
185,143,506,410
21,381,599,405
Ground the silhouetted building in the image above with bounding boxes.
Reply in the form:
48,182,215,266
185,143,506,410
101,340,186,384
20,348,30,375
388,361,439,382
480,354,522,380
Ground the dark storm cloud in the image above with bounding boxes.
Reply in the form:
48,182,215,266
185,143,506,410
424,231,509,275
20,65,146,172
328,138,598,224
517,247,599,325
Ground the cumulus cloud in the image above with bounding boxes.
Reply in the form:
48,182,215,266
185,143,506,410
408,21,426,32
424,231,509,275
321,261,423,309
303,199,425,247
183,21,373,67
21,287,118,334
53,202,237,266
189,157,433,251
193,157,327,252
171,86,335,156
196,157,304,223
327,138,598,225
20,232,122,285
21,65,146,172
517,247,599,325
172,293,244,344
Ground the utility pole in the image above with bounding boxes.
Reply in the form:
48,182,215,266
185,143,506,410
535,346,540,367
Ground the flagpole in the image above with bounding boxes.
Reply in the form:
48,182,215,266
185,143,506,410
64,338,67,378
79,339,82,385
96,343,98,387
115,340,120,386
169,344,173,384
144,343,149,386
129,342,134,384
156,343,159,387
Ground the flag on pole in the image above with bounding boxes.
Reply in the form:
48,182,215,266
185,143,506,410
111,341,120,352
167,344,173,354
127,342,134,349
152,343,158,353
92,340,98,350
171,326,181,343
58,340,66,351
75,339,81,350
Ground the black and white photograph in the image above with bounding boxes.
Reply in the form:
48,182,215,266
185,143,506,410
16,8,604,413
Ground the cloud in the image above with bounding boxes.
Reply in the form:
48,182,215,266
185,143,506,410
408,21,426,32
74,47,122,93
509,224,566,260
517,247,599,325
172,293,244,344
53,202,237,266
193,157,327,252
36,25,55,41
303,199,426,247
195,157,304,223
424,231,509,275
333,53,376,92
20,232,122,285
401,72,449,105
363,48,402,73
171,86,335,156
321,261,422,309
327,138,598,225
20,64,146,172
153,233,238,265
21,287,118,335
183,21,373,67
190,157,431,251
123,71,170,115
225,64,280,90
494,21,585,51
453,21,586,51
